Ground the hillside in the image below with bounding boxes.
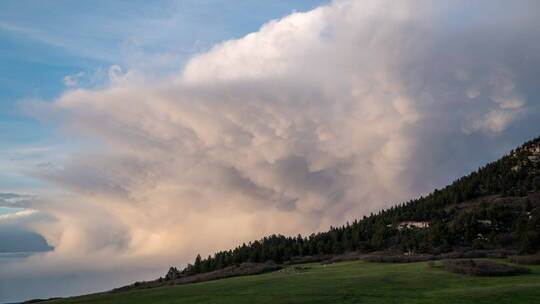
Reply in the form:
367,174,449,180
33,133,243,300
159,136,540,280
47,260,540,304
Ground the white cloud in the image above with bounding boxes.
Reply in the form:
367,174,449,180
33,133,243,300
63,72,86,87
4,0,540,301
0,209,37,220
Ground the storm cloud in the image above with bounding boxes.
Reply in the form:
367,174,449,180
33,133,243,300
2,0,540,301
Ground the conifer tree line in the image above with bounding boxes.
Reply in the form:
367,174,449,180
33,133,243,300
165,137,540,280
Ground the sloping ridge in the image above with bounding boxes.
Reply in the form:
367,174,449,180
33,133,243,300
120,136,540,291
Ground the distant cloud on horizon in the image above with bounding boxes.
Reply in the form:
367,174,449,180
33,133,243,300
2,0,540,302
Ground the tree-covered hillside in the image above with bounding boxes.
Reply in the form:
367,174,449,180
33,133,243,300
166,136,540,279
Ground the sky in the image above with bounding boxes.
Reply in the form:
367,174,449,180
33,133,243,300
1,0,540,302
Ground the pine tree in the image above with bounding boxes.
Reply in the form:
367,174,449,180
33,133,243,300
194,254,202,273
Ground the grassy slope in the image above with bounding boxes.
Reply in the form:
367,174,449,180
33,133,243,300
51,260,540,304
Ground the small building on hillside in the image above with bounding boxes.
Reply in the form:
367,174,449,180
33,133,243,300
396,221,429,230
477,219,492,226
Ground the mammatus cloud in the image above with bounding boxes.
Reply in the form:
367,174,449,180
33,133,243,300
3,0,540,301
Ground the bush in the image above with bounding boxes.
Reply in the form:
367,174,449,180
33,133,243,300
507,255,540,265
165,267,182,280
287,255,333,265
486,249,516,258
462,250,487,258
439,249,516,260
439,252,463,259
361,254,435,263
441,259,530,276
320,252,363,264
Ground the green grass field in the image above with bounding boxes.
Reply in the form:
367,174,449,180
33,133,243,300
50,260,540,304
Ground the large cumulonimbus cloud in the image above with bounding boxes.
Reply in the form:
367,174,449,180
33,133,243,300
3,0,540,300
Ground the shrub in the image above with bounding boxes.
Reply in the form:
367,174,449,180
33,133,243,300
165,267,182,280
507,255,540,265
439,252,463,259
439,249,516,260
320,252,363,264
461,250,487,258
361,254,435,263
441,259,530,276
287,255,333,265
486,249,516,258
